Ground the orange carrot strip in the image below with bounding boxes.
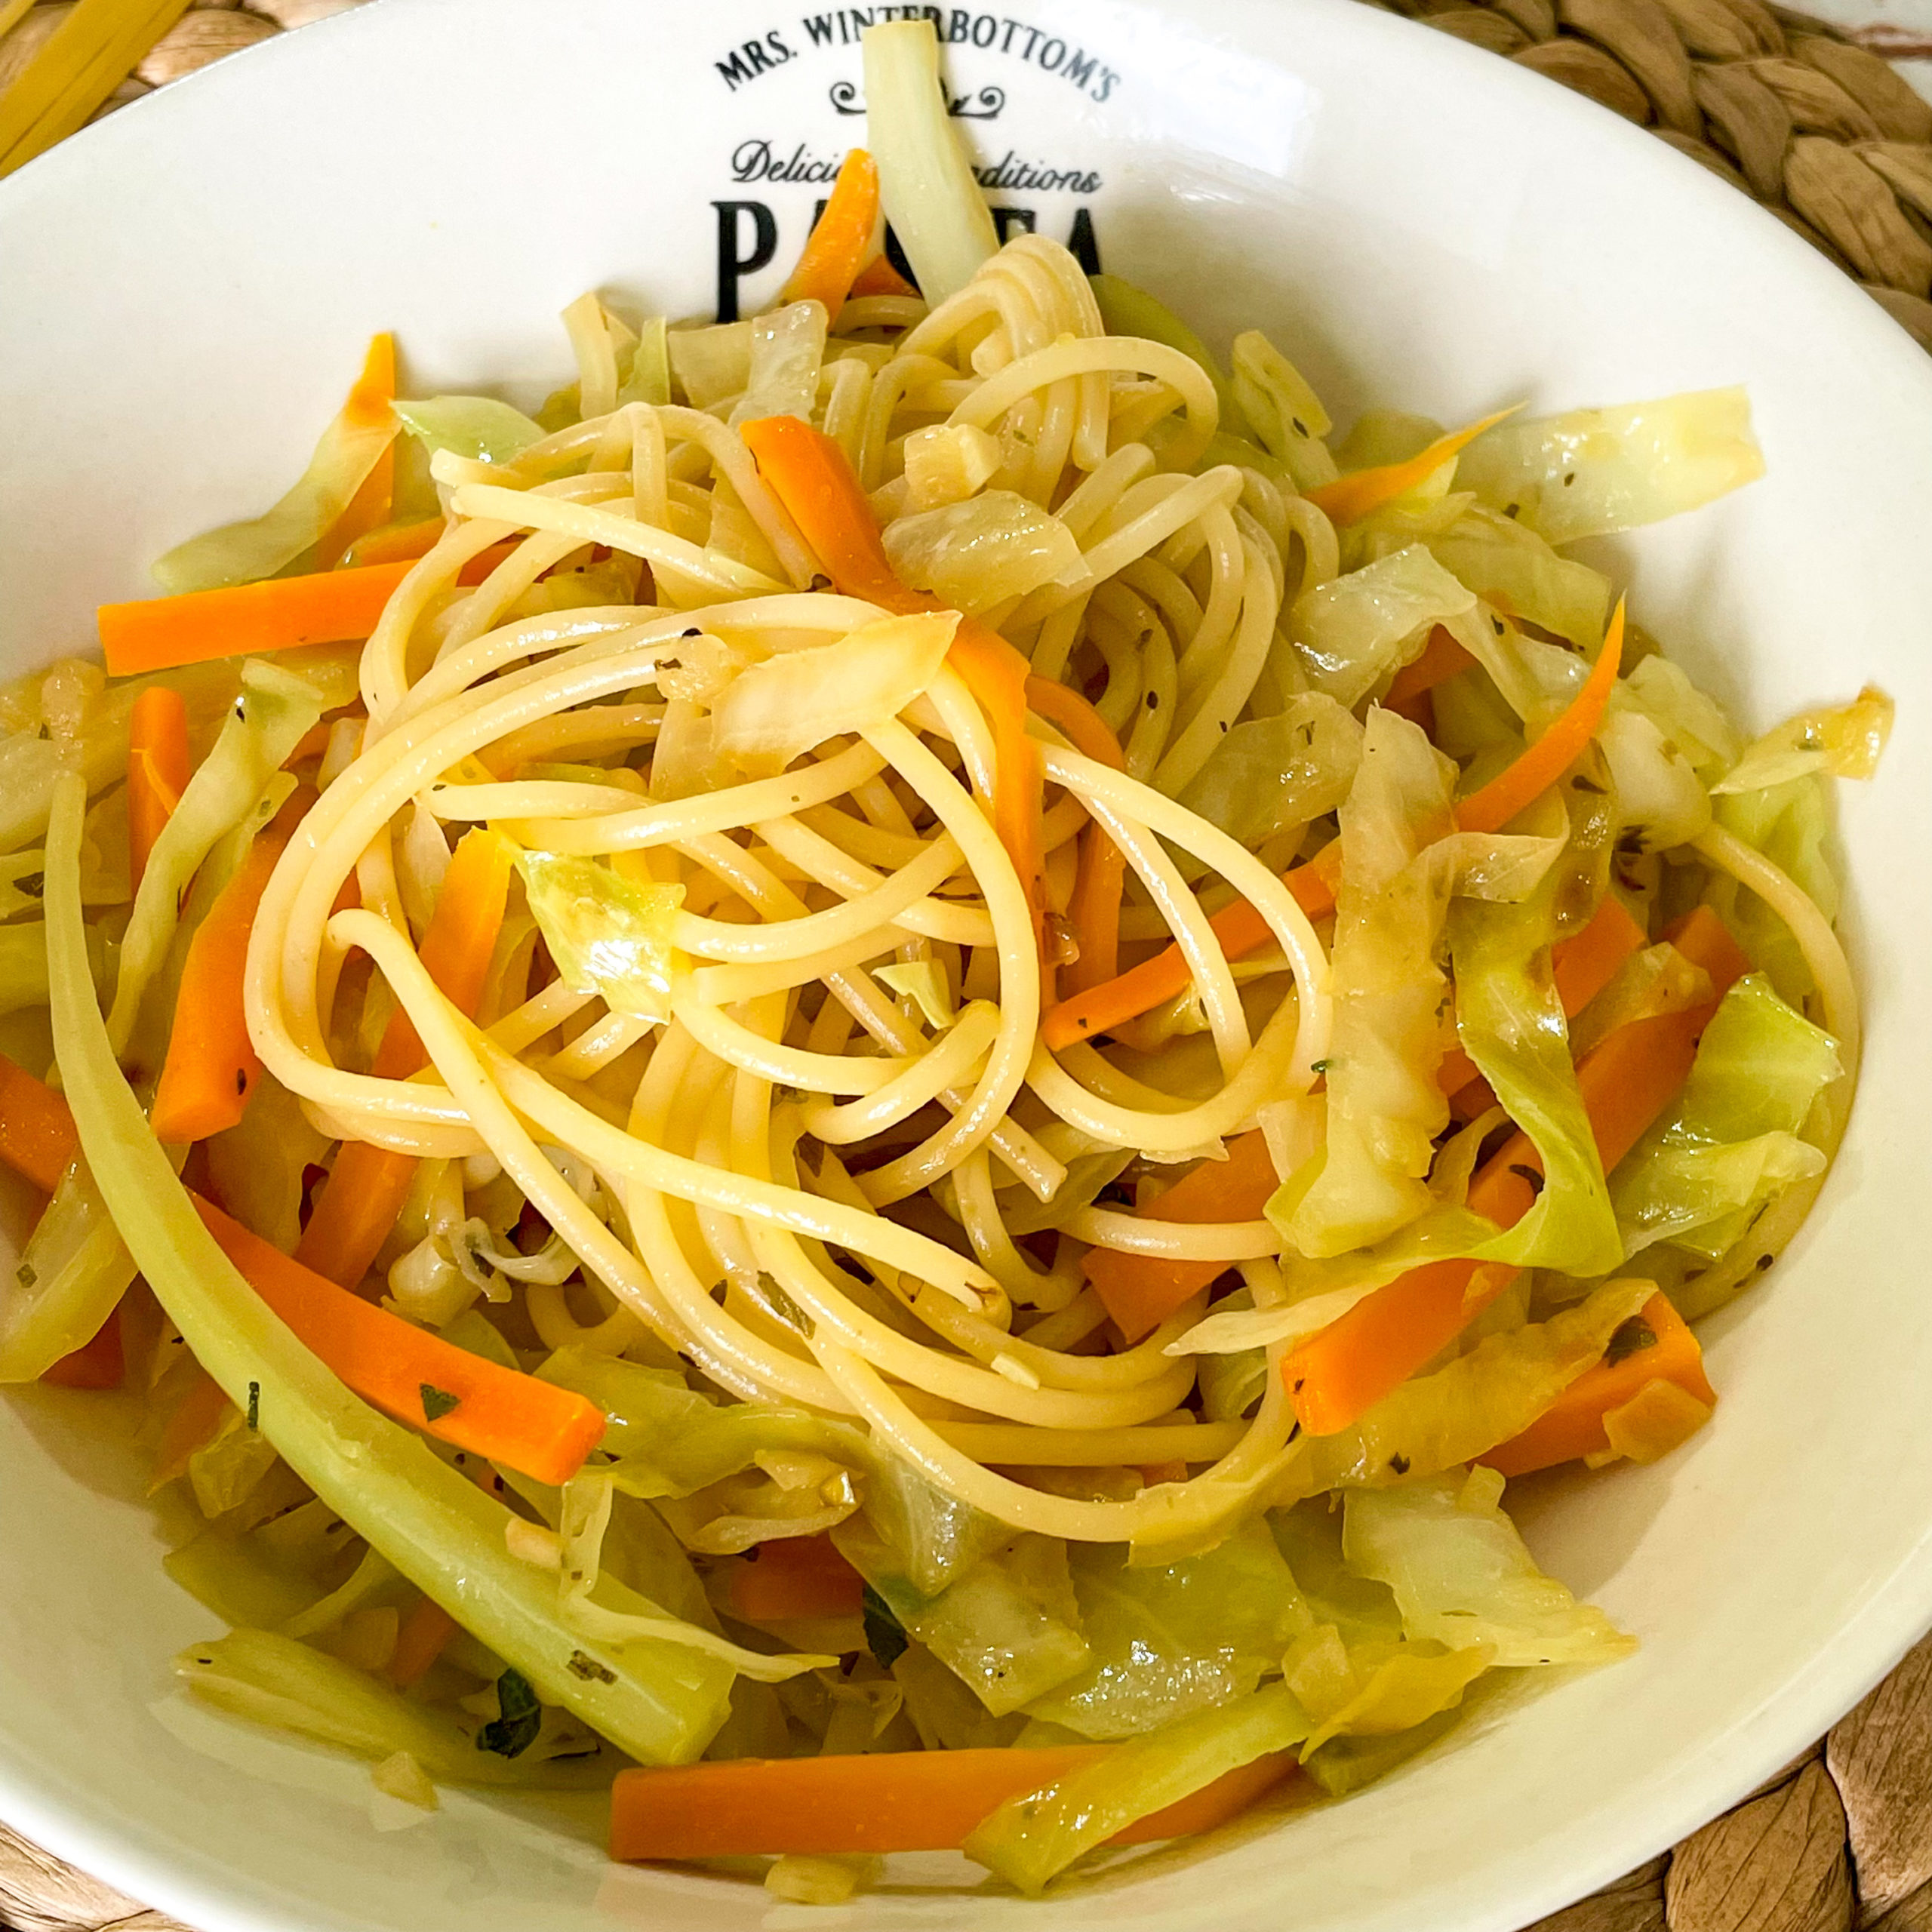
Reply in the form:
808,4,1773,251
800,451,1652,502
388,1595,459,1687
726,1534,866,1623
610,1747,1297,1860
1481,1293,1713,1478
150,1367,229,1490
849,253,919,300
780,148,881,313
149,806,302,1145
1456,601,1625,835
294,828,515,1287
1027,677,1128,997
40,1306,123,1390
1438,895,1647,1106
310,335,397,571
1041,848,1338,1052
1284,906,1750,1435
739,414,1048,960
97,544,518,678
1385,625,1476,718
343,517,447,570
195,1197,605,1484
1084,1130,1280,1343
1303,409,1516,528
127,685,190,891
0,1049,78,1192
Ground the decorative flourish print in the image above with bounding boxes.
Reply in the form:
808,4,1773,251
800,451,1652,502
830,80,1007,117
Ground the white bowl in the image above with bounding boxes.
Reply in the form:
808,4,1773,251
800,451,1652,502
4,1,1931,1927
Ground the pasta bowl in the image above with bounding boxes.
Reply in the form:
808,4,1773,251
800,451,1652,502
2,0,1930,1928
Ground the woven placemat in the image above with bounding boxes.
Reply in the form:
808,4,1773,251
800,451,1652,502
2,2,1929,1926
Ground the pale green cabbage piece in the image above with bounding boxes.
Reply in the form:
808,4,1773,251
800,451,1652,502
1177,691,1363,849
617,317,672,408
175,1630,613,1787
964,1681,1312,1894
710,610,957,775
0,1157,134,1381
153,363,400,593
1429,506,1611,650
863,20,998,305
728,300,829,428
1290,545,1474,708
1455,387,1764,546
1344,1469,1636,1666
1231,331,1338,491
45,775,736,1767
1712,687,1894,796
1598,706,1712,852
1617,654,1743,778
1025,1518,1308,1740
882,492,1086,614
391,395,544,465
1612,973,1841,1260
1709,776,1836,1005
514,849,683,1022
668,321,752,410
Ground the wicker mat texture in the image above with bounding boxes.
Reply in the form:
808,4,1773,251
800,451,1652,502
1,0,1928,1927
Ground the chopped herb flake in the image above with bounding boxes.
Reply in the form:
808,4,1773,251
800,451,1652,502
1310,1057,1334,1075
477,1667,543,1758
1604,1318,1657,1367
566,1649,617,1684
246,1381,260,1431
862,1583,909,1669
420,1383,461,1423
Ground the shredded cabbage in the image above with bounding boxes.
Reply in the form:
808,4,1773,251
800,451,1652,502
964,1681,1311,1894
1598,706,1712,852
1455,387,1765,546
1291,546,1474,708
899,423,1003,511
863,20,998,304
709,610,957,774
1177,692,1363,849
728,300,829,428
617,316,672,408
1231,331,1338,491
1429,506,1611,651
514,849,683,1023
0,1155,135,1381
1612,973,1841,1260
1345,1467,1636,1666
153,355,401,593
1025,1518,1306,1739
669,321,752,411
882,492,1088,615
1712,687,1894,796
391,395,543,466
1618,654,1743,777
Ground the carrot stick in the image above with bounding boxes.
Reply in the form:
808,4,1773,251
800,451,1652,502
1027,677,1128,997
97,543,518,678
149,806,300,1146
726,1534,865,1623
1303,409,1517,528
850,253,919,300
1044,608,1626,1050
610,1746,1297,1860
1481,1293,1713,1478
1385,625,1475,718
739,414,1048,961
343,517,447,570
195,1196,605,1485
1284,906,1750,1435
310,334,396,572
1455,601,1624,835
0,1048,78,1191
294,828,515,1287
780,148,881,314
40,1307,123,1390
1085,1130,1280,1343
127,685,190,891
1438,895,1647,1107
388,1595,459,1687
